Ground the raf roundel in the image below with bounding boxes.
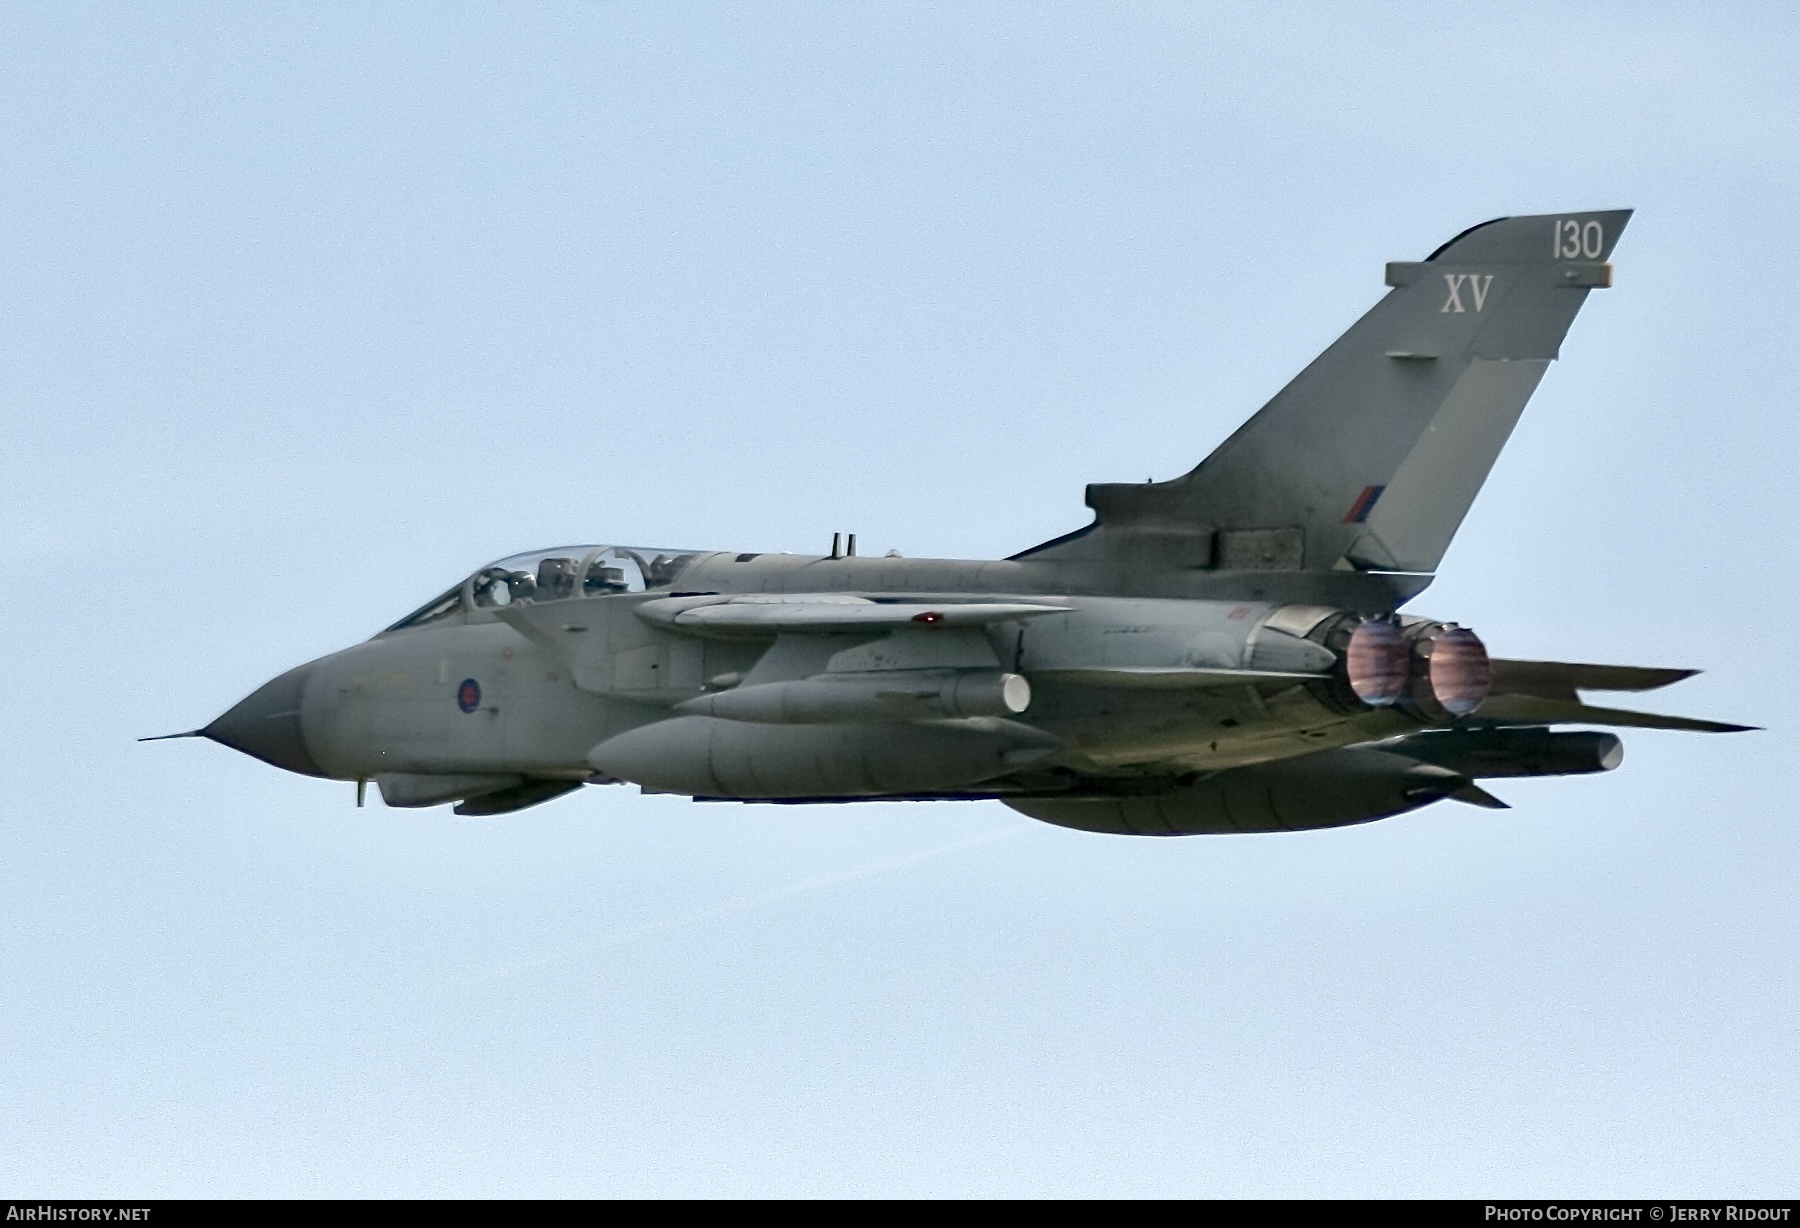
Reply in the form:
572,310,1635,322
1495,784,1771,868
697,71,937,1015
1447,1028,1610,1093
456,678,482,714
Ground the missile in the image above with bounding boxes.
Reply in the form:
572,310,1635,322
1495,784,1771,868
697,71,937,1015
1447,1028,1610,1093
676,670,1031,724
1391,728,1623,778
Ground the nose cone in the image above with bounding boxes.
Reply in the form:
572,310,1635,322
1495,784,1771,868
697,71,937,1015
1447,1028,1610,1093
205,663,325,778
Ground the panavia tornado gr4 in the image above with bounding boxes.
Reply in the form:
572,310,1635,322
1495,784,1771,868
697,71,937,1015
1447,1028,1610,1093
154,209,1749,834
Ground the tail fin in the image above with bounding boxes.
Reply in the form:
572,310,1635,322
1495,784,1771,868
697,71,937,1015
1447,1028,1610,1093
1019,210,1630,576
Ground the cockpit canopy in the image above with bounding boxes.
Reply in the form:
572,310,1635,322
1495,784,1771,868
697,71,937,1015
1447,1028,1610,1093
385,545,701,633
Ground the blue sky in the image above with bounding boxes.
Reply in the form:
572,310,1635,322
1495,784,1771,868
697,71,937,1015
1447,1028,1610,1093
2,1,1796,1195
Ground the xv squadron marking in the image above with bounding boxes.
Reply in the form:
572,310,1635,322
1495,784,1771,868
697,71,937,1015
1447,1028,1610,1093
1440,272,1494,313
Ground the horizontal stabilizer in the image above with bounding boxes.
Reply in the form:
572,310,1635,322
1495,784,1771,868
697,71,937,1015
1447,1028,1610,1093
1489,658,1699,702
1474,694,1755,734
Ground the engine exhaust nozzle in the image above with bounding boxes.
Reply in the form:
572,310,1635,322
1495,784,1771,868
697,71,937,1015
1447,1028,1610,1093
1346,619,1408,707
1421,626,1491,717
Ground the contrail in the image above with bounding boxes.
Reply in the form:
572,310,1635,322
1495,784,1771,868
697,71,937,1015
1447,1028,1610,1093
434,823,1022,992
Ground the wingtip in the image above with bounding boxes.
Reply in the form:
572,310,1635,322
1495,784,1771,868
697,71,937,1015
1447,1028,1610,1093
139,729,207,742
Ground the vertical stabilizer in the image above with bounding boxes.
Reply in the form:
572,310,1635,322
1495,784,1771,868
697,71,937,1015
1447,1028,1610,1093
1020,211,1630,578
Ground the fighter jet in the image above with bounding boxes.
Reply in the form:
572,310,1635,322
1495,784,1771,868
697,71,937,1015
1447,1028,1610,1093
151,209,1750,834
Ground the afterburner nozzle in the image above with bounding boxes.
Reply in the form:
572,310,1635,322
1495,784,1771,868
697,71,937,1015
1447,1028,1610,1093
1346,619,1408,707
1424,626,1491,716
1341,618,1493,720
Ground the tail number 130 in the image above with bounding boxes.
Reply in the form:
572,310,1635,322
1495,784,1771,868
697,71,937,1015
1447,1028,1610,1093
1554,219,1604,260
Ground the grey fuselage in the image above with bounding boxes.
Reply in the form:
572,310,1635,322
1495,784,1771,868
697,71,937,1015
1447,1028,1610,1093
224,548,1428,796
